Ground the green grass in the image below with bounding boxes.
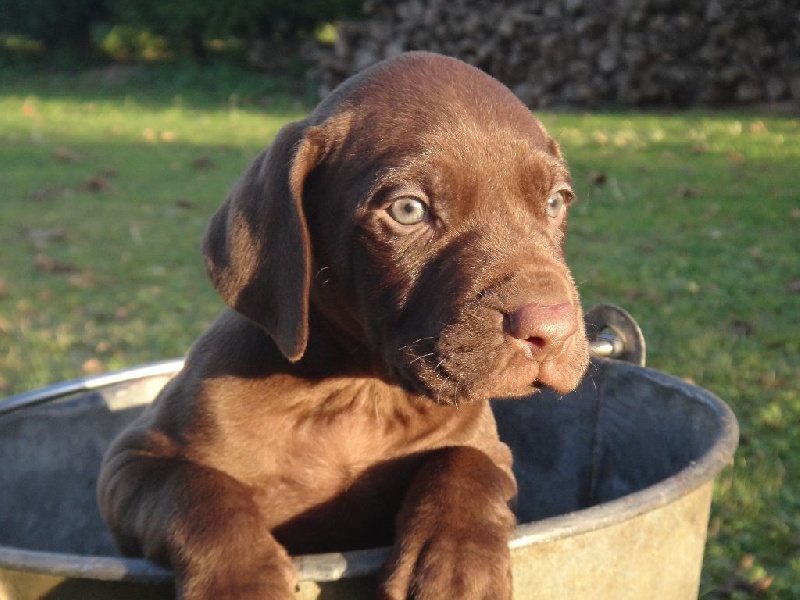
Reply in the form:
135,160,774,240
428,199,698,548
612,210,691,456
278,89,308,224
1,67,798,598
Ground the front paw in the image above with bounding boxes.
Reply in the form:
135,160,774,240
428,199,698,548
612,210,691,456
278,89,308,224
379,525,512,600
175,533,298,600
380,446,516,599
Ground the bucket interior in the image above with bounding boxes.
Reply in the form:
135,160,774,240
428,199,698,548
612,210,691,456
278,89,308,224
0,359,732,559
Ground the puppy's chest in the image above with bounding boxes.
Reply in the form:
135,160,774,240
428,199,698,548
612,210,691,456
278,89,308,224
264,403,441,495
223,394,472,526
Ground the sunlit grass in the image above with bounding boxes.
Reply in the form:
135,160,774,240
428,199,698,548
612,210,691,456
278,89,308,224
0,70,798,597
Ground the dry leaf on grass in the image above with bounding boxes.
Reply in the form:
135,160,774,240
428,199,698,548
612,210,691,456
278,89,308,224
82,358,105,375
34,254,78,274
727,150,745,163
81,174,115,193
589,171,607,186
191,156,217,171
27,227,67,249
175,198,196,210
53,148,82,163
673,183,698,198
21,99,38,119
68,271,96,289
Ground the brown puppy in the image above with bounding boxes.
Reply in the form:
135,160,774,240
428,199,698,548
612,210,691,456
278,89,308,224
98,52,589,599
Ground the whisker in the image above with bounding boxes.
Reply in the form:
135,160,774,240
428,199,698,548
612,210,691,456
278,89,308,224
397,337,437,352
409,352,435,364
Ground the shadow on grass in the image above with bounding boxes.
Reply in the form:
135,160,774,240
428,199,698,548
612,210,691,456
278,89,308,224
0,61,318,114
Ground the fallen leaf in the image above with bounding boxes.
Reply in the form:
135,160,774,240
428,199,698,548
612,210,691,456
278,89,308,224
673,183,698,198
34,254,78,274
27,227,67,249
68,271,96,288
692,142,709,154
728,150,745,163
142,128,157,142
791,208,800,220
22,99,38,119
160,131,176,142
53,148,81,163
748,120,768,134
191,156,217,171
175,198,196,210
739,555,755,571
589,171,607,186
81,175,114,193
752,576,774,592
786,278,800,294
82,358,105,375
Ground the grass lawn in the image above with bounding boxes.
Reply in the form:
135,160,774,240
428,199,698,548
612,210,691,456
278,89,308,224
1,66,798,598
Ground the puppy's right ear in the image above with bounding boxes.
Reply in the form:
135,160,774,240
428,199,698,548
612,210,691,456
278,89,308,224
203,121,323,362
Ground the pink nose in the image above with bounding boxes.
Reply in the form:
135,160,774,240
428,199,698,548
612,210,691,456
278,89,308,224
504,302,578,358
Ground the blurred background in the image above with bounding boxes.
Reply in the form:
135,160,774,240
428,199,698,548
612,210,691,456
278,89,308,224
1,1,798,598
2,0,798,110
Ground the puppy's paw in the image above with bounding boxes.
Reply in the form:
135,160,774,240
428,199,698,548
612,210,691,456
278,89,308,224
379,520,512,600
176,535,298,600
379,446,515,600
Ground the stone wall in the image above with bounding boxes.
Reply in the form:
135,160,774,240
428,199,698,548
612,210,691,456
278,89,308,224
308,0,800,108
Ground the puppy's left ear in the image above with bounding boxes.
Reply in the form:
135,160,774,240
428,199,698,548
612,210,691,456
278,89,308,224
203,121,323,362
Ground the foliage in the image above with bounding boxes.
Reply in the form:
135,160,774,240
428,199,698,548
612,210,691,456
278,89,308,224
0,69,798,597
95,26,172,62
0,0,362,63
110,0,361,46
0,0,107,52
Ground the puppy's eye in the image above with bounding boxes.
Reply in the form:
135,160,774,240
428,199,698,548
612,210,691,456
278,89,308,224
546,192,567,219
389,196,428,225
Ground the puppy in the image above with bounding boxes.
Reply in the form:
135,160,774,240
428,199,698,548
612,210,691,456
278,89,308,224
98,51,589,599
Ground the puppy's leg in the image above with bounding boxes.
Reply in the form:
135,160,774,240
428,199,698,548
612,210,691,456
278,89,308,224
379,446,516,600
99,450,296,600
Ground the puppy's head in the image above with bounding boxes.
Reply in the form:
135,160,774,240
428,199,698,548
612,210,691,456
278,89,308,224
204,52,589,403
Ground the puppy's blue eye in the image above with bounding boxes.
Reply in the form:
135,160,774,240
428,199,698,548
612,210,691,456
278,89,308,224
546,192,566,219
389,197,428,225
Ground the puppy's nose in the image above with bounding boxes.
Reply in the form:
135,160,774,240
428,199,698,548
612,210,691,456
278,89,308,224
504,302,578,359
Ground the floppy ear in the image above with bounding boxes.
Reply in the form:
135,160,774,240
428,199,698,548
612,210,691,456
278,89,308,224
203,121,322,362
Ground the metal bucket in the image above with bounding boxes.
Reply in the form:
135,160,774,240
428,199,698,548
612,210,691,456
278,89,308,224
0,358,737,600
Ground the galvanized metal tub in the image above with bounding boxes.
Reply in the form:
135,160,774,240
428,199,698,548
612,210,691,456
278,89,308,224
0,358,737,600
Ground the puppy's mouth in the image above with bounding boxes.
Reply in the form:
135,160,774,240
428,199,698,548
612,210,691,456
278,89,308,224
385,307,589,406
